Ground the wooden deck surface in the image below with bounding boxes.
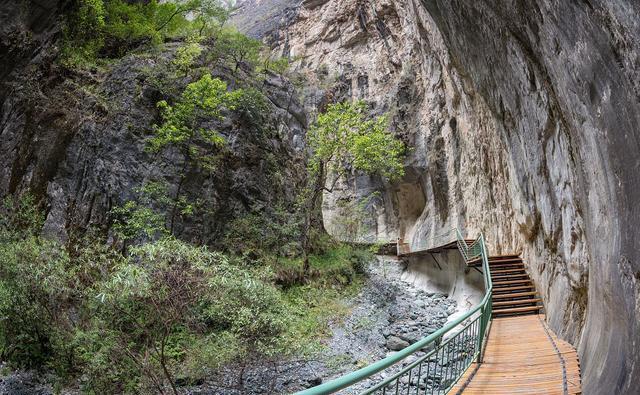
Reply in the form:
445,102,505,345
449,315,581,394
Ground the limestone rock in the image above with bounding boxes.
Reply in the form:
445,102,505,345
235,0,640,393
386,335,410,351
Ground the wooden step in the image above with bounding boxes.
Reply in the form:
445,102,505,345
492,291,538,300
489,258,524,265
491,273,530,280
489,254,520,260
493,279,533,286
492,305,542,316
490,267,526,275
471,258,524,267
493,298,542,307
489,264,525,270
492,285,535,293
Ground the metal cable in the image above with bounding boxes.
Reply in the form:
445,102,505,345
538,315,569,395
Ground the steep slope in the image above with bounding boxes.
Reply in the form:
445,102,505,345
233,0,640,393
0,1,307,245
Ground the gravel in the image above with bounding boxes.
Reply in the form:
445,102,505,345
0,257,456,395
193,257,456,394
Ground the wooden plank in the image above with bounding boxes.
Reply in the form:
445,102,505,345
448,315,582,394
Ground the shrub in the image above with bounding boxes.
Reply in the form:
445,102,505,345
223,206,301,262
0,236,75,372
172,37,204,76
149,74,237,169
0,196,371,393
0,194,44,241
232,87,270,126
61,0,107,64
210,28,262,73
81,238,291,393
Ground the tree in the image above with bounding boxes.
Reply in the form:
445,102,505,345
212,28,263,74
62,0,233,64
301,100,405,272
88,238,288,394
149,74,242,233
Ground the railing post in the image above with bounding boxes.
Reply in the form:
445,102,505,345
477,305,485,363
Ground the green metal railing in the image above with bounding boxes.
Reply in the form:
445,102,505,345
297,229,493,395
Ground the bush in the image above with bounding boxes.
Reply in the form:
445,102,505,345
0,236,75,371
0,194,44,241
209,27,262,73
80,238,291,393
0,195,371,393
223,206,301,262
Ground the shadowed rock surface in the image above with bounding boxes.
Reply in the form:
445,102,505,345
234,0,640,393
0,1,308,245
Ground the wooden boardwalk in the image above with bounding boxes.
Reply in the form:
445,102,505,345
449,315,582,394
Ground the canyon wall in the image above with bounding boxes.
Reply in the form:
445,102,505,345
234,0,640,393
0,0,308,246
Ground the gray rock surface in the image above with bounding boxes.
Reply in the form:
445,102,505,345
0,366,52,395
247,0,640,393
0,1,307,245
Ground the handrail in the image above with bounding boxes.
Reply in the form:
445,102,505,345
296,229,493,395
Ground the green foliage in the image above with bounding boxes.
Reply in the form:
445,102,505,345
308,100,405,181
0,236,75,371
261,56,291,75
172,37,204,76
0,194,44,241
62,0,231,66
276,245,368,356
223,205,301,261
82,238,290,392
149,74,237,168
150,74,269,171
210,27,263,72
0,197,371,393
298,100,404,273
62,0,106,64
110,200,167,242
110,182,175,243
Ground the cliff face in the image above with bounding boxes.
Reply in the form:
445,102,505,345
0,1,307,245
234,0,640,393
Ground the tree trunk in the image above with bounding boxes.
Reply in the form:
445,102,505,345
302,162,326,274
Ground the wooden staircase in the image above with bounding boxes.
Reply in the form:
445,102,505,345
471,254,543,318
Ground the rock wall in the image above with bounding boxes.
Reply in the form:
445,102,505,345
401,250,484,325
0,1,307,245
235,0,640,393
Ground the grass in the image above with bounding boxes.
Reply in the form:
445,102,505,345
272,244,370,358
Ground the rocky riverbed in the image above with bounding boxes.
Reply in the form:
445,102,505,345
0,257,456,395
193,256,457,394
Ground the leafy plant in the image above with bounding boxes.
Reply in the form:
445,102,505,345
0,196,370,393
0,194,44,242
209,27,263,73
300,100,405,272
149,74,237,166
0,236,75,371
172,36,204,76
261,56,291,75
84,238,290,394
62,0,232,65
